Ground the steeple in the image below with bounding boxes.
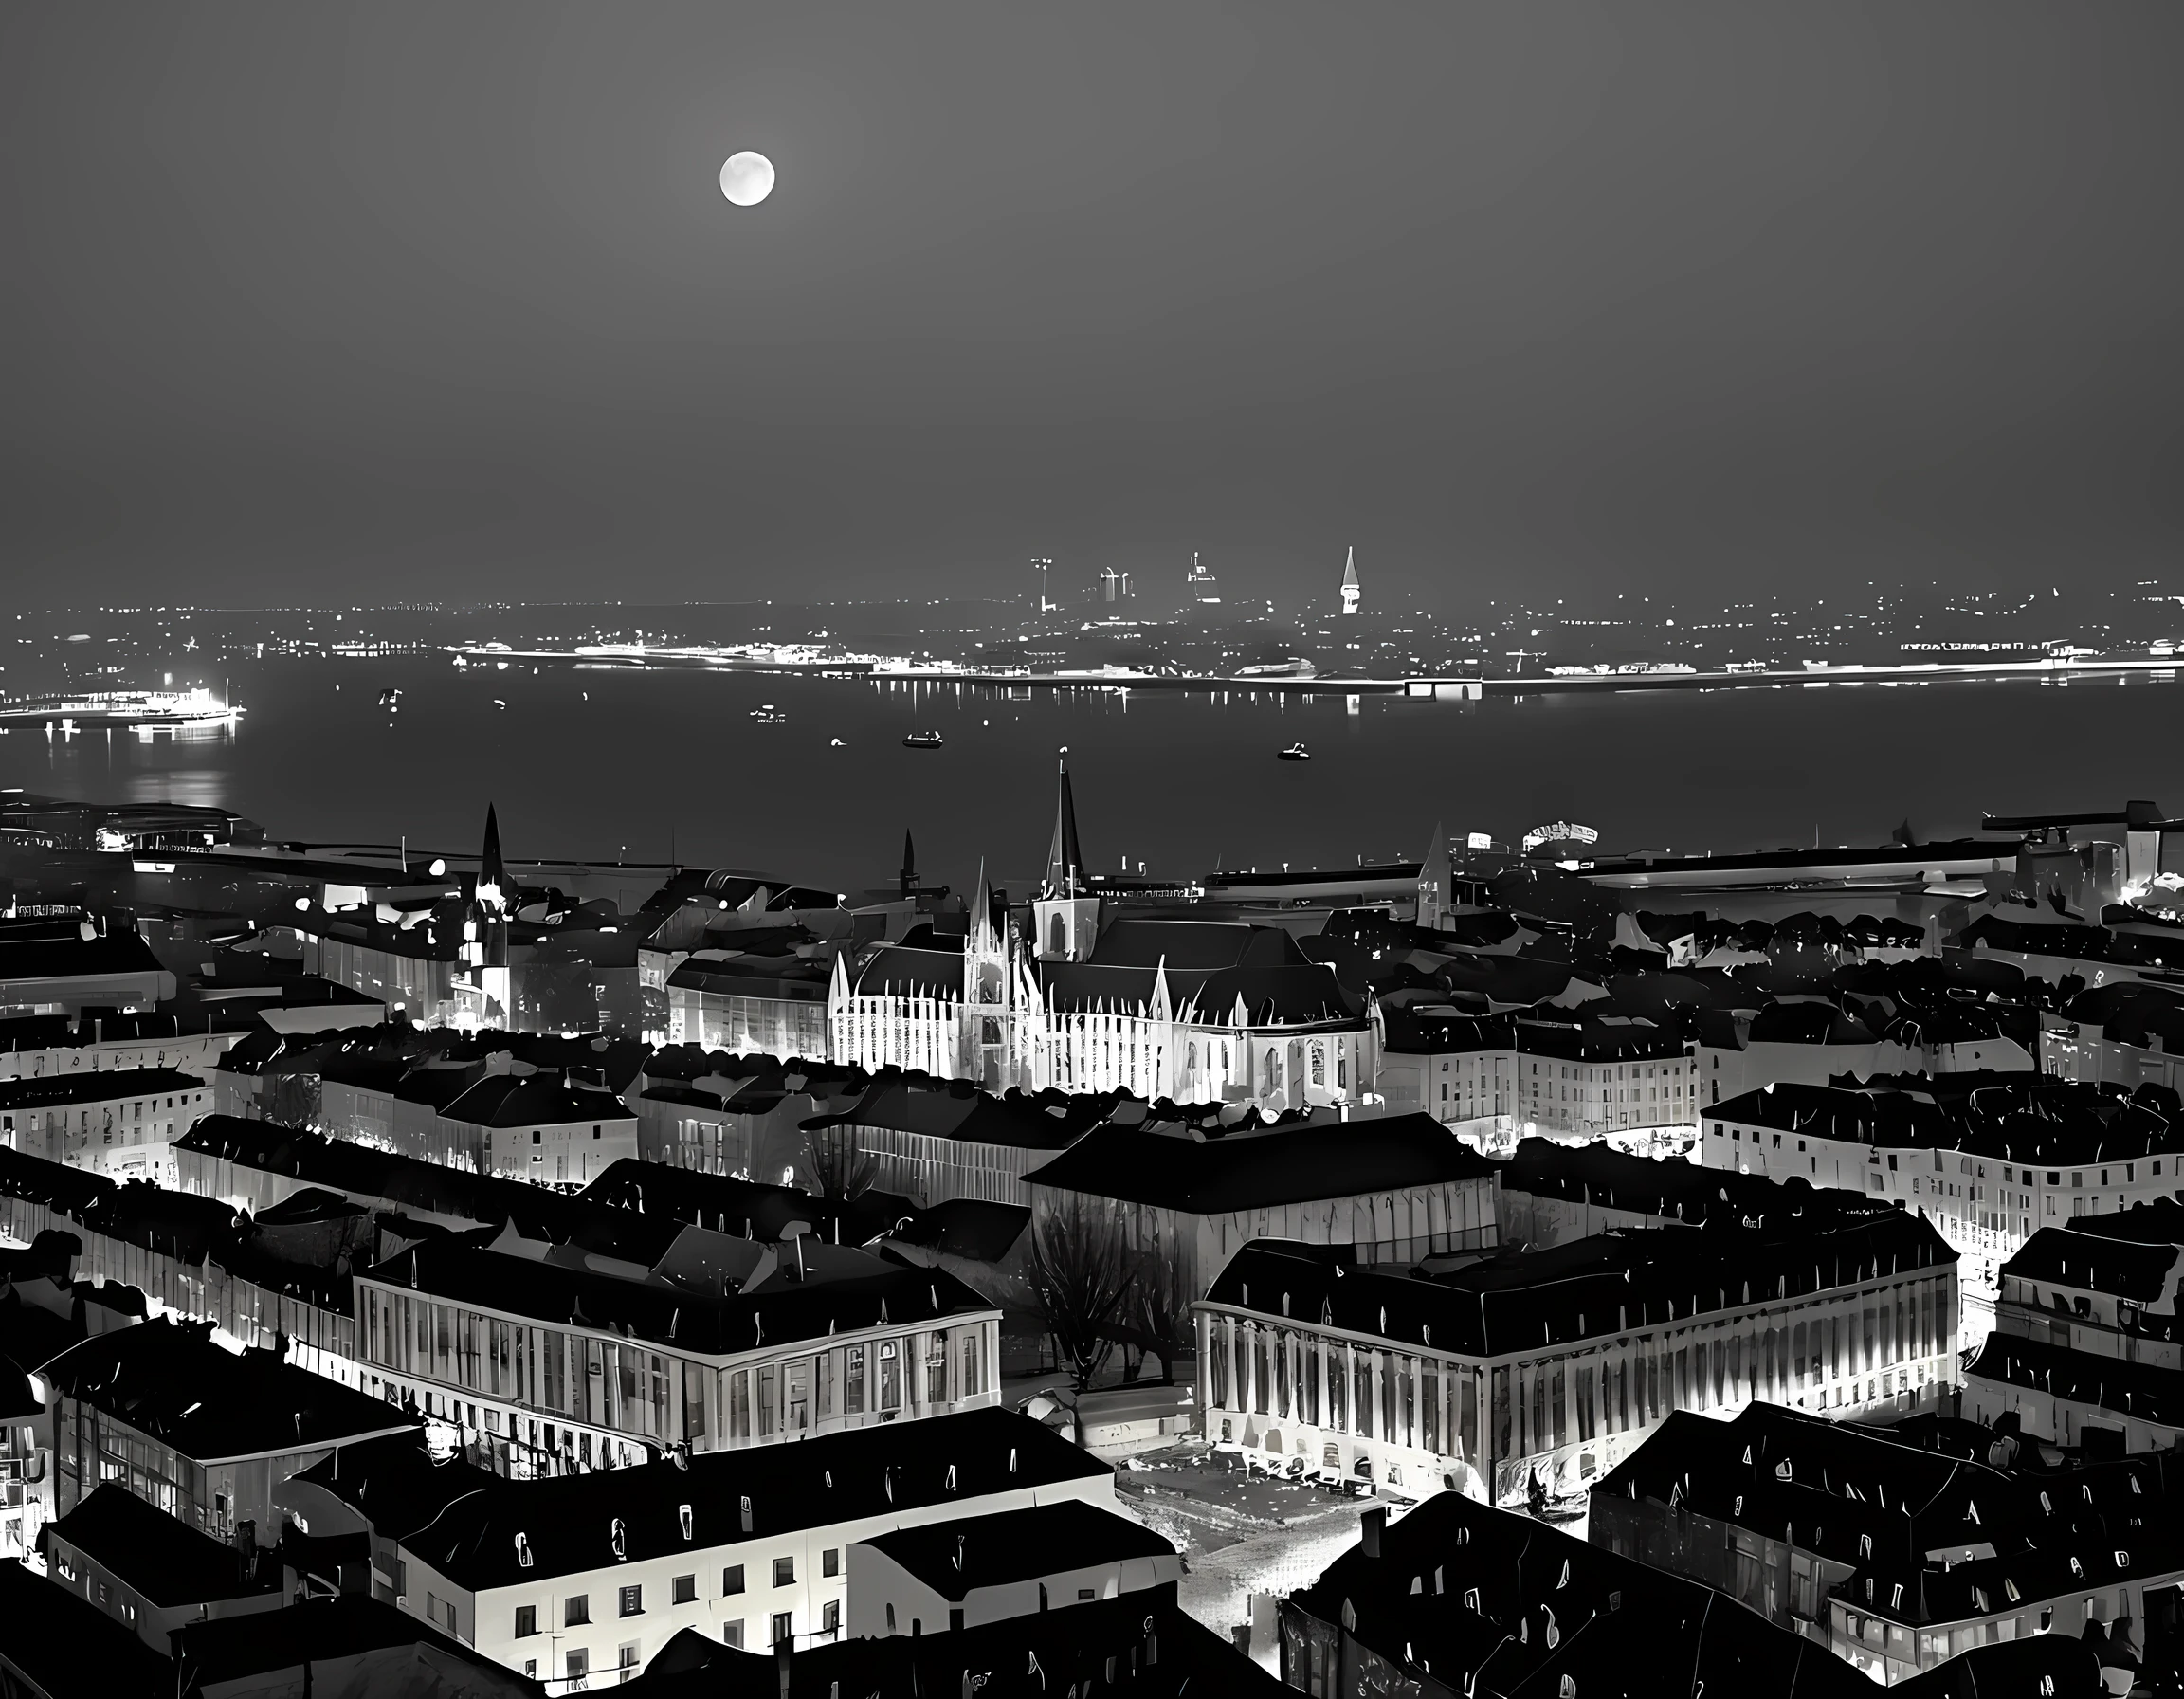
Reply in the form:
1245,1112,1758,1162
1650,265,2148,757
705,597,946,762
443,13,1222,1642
899,830,920,899
478,803,507,911
1044,751,1084,899
1417,820,1450,932
1339,545,1361,615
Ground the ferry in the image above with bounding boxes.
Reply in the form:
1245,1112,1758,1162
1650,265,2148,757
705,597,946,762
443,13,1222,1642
1236,658,1319,680
901,730,945,750
0,686,242,731
1277,742,1311,761
750,704,787,724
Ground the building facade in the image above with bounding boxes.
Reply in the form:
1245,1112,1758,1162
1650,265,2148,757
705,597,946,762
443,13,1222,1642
1196,1202,1958,1509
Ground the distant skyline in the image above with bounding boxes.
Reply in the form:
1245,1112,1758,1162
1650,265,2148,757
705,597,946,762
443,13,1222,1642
5,4,2182,611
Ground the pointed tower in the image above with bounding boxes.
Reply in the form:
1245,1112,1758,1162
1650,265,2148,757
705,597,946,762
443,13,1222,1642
479,803,507,908
1034,751,1101,962
963,859,1014,1087
899,830,921,900
1045,757,1084,900
1417,821,1451,932
1339,546,1361,616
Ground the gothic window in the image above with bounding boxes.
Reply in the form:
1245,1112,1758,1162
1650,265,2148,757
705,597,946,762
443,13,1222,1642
1049,914,1066,955
1265,1048,1281,1085
1310,1045,1325,1087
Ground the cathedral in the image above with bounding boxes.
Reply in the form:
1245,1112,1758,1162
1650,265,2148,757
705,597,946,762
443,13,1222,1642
828,757,1381,1112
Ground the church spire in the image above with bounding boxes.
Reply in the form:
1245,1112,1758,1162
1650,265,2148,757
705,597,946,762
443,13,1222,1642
478,802,507,910
1044,750,1084,898
1339,545,1361,615
899,829,920,899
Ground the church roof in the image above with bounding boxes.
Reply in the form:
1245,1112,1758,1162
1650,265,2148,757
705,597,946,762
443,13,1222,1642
1085,918,1305,971
850,944,963,1001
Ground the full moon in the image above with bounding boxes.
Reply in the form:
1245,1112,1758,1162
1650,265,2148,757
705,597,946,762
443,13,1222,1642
719,151,775,207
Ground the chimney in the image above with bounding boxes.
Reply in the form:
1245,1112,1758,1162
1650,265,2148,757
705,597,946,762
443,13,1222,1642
1358,1507,1386,1559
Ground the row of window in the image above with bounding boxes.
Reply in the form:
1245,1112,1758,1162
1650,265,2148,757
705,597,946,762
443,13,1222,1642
512,1551,841,1636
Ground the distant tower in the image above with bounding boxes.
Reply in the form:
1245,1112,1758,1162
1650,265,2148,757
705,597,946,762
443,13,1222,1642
1186,551,1220,606
1034,750,1101,961
1340,546,1361,616
899,829,921,900
477,803,507,914
1099,567,1121,604
1030,558,1054,612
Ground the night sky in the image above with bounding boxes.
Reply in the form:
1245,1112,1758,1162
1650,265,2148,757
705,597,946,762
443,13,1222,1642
6,4,2181,612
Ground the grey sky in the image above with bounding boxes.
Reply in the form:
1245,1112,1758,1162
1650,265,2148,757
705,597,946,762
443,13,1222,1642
4,3,2180,611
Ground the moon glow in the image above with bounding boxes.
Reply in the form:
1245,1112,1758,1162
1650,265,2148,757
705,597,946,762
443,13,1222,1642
719,152,776,207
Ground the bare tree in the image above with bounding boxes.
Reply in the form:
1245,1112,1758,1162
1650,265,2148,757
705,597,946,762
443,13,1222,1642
1122,1241,1192,1385
1026,1195,1134,1393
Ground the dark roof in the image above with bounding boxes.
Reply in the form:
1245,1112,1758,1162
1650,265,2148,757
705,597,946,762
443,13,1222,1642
1086,919,1306,970
852,944,963,1000
46,1485,274,1606
0,1553,169,1699
620,1591,1279,1698
1705,1077,2184,1164
1288,1490,1867,1699
668,951,831,1000
1207,1203,1953,1360
0,1066,205,1110
362,1231,994,1357
2002,1210,2184,1300
1966,1331,2184,1431
175,1116,682,1260
43,1315,419,1462
857,1500,1172,1599
1592,1404,2014,1576
0,1142,115,1215
1024,1110,1498,1213
0,925,170,988
439,1071,634,1128
171,1594,536,1698
801,1074,1120,1152
885,1196,1030,1263
1500,1136,1860,1225
315,1409,1107,1592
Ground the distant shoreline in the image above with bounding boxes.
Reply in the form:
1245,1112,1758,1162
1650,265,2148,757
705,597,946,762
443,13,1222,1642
444,644,2184,699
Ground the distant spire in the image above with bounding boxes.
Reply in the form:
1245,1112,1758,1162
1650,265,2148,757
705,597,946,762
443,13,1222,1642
1045,751,1084,898
1418,820,1450,932
479,802,508,892
1340,546,1361,615
900,829,919,899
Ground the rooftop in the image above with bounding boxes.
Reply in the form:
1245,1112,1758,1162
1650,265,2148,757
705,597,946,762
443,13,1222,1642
1205,1203,1952,1359
855,1499,1174,1599
308,1408,1107,1591
1024,1109,1497,1214
359,1226,995,1357
43,1314,419,1463
46,1484,276,1606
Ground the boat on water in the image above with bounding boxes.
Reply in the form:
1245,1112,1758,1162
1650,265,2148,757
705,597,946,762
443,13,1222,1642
0,686,242,730
491,699,507,711
750,704,787,724
1236,657,1320,680
902,730,944,749
377,688,403,708
1277,742,1311,761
